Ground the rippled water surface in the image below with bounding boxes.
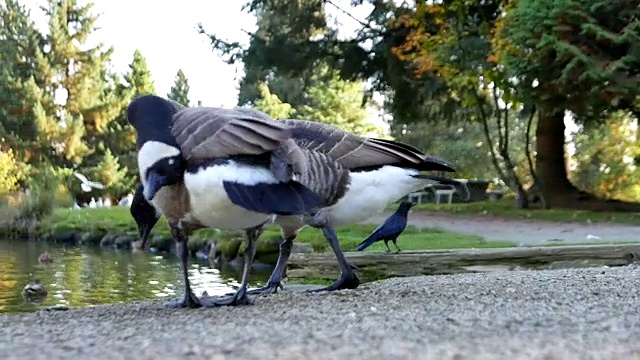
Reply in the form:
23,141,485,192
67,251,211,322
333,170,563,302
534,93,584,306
0,238,272,314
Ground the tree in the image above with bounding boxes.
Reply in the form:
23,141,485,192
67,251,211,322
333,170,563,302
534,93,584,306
124,49,156,98
495,0,640,209
167,69,191,107
0,144,27,195
203,2,384,135
0,0,44,164
571,112,640,202
253,82,296,119
296,64,382,135
102,50,156,189
18,0,120,173
86,149,131,198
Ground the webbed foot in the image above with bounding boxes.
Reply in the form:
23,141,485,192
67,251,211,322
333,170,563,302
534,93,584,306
247,281,284,295
306,272,360,293
165,291,202,309
212,286,255,306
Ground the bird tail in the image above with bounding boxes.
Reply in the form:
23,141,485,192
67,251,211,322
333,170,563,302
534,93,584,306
356,235,377,252
411,174,471,202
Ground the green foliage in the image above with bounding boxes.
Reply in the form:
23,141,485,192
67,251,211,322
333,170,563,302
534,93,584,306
571,111,640,201
101,50,157,191
496,0,640,118
0,144,27,195
253,82,296,119
124,49,157,98
86,149,132,198
167,69,191,107
0,0,44,162
396,122,499,181
12,167,61,230
295,65,382,135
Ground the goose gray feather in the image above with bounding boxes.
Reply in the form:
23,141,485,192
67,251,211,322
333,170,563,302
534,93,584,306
171,107,307,181
280,119,455,172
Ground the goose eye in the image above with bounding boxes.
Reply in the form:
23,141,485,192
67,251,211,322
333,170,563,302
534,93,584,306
168,158,175,165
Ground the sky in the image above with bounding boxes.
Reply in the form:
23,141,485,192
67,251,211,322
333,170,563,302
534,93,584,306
26,0,256,107
25,0,372,109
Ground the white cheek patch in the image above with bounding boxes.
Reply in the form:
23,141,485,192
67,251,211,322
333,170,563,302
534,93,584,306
137,140,181,181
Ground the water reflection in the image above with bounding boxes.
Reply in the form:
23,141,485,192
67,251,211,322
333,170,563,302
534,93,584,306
0,238,272,314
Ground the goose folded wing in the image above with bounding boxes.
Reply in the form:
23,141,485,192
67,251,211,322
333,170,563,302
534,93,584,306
171,107,293,161
281,119,456,172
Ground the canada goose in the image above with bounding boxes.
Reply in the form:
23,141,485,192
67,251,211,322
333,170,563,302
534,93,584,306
22,279,48,299
246,119,462,294
74,172,106,192
130,183,160,250
128,105,461,297
38,251,54,264
127,95,323,308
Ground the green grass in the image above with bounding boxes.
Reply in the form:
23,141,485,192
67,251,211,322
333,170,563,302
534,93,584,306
411,197,640,226
32,207,516,252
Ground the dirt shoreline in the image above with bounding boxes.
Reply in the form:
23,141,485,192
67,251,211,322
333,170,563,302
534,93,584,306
2,266,640,359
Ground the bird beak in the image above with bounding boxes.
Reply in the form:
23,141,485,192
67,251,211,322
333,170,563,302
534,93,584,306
139,224,152,249
143,170,167,201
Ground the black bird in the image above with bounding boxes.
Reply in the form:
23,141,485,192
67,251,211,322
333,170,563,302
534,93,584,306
130,183,160,250
356,201,415,253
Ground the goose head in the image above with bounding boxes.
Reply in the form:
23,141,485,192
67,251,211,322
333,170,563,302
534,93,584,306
127,95,184,201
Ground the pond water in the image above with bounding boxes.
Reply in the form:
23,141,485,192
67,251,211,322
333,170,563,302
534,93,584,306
0,238,273,314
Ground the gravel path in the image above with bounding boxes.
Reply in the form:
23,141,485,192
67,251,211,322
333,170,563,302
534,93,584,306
364,211,640,246
2,266,640,359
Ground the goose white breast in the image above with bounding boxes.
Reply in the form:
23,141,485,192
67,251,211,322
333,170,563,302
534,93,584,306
183,160,277,229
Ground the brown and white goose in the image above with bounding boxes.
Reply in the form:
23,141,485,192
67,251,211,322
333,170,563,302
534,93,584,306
127,95,323,308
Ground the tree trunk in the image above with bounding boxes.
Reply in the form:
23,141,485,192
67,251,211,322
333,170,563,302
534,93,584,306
535,106,578,207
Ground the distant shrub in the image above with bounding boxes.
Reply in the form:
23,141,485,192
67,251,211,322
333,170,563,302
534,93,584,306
11,167,61,234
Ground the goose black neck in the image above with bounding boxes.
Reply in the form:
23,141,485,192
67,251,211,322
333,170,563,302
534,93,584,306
127,94,179,148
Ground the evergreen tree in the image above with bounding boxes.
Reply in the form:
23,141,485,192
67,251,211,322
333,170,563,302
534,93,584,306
102,50,156,189
28,0,118,171
0,0,45,164
167,69,191,106
86,148,131,198
253,83,295,119
125,49,156,98
296,65,380,135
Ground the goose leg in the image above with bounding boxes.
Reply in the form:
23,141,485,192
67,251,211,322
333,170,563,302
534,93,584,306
305,210,360,293
247,237,293,295
166,225,201,309
211,224,263,306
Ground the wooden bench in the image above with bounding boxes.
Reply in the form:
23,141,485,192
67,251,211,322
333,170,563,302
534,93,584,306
434,188,456,205
408,191,430,204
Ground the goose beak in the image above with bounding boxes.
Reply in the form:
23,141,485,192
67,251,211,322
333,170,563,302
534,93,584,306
139,223,152,249
144,170,168,201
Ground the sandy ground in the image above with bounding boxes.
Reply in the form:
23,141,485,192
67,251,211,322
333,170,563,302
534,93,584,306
2,265,640,360
364,211,640,246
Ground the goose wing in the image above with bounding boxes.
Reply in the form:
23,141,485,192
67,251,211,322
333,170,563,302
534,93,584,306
281,119,456,172
171,107,294,161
